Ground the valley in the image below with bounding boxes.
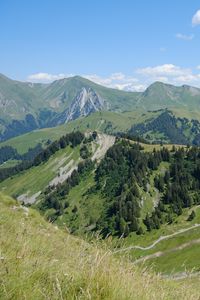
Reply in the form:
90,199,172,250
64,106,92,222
2,74,200,144
1,75,200,298
2,2,200,299
1,127,200,279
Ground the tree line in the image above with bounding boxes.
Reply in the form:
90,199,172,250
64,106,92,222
0,131,84,181
144,146,200,231
0,144,43,165
94,140,171,237
38,159,95,221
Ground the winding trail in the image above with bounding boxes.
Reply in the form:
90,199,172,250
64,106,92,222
134,238,200,264
161,271,200,280
114,223,200,253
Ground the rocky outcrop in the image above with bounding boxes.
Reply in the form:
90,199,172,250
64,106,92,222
64,87,106,122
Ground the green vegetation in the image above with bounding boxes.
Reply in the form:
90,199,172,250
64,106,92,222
1,134,200,238
1,193,200,300
1,108,199,162
0,131,84,182
32,137,200,241
2,131,200,277
0,110,158,154
38,158,95,223
0,159,20,169
0,74,138,140
2,74,200,144
0,147,74,196
115,204,200,274
130,110,200,145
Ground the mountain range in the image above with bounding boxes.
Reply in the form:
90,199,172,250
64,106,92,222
1,73,200,141
2,74,200,281
1,130,200,279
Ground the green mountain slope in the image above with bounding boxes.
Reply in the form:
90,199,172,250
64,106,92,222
0,73,45,121
0,131,115,202
1,73,200,142
42,75,139,112
2,193,200,300
2,108,200,168
130,110,200,145
0,74,139,141
1,131,200,276
120,206,200,275
138,81,200,111
0,110,158,154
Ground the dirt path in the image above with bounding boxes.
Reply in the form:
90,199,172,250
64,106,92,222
114,224,200,253
134,238,200,264
161,271,200,280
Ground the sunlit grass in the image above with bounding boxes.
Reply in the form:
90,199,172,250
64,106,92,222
1,193,200,300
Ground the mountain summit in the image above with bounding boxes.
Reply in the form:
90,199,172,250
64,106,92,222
1,74,200,141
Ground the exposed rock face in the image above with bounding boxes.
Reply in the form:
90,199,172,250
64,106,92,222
64,87,106,122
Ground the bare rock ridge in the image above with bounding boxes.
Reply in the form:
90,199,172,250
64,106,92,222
64,87,106,123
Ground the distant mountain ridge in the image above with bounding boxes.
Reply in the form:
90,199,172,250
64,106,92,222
1,73,200,141
130,110,200,145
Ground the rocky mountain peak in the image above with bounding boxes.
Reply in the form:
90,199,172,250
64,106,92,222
65,87,106,122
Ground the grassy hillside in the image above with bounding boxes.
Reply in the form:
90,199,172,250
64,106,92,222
0,110,158,154
1,132,200,278
2,74,200,142
117,205,200,275
139,82,200,111
0,132,114,202
0,74,45,121
0,74,139,141
0,145,80,198
130,109,200,145
1,108,200,160
0,133,177,207
171,108,200,121
1,193,200,300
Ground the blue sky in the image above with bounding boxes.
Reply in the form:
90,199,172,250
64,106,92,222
0,0,200,90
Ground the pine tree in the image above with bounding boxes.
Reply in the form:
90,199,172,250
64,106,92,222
187,210,196,221
136,226,144,235
143,214,152,231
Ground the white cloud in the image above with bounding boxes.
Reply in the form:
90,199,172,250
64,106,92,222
110,72,126,81
27,72,70,83
83,74,113,86
136,64,190,77
27,72,144,91
136,64,200,87
27,65,200,92
112,83,146,92
192,9,200,26
176,33,194,40
83,73,143,91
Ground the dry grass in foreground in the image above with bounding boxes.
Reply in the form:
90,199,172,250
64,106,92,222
0,193,200,300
